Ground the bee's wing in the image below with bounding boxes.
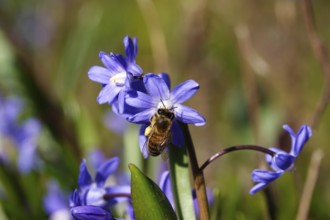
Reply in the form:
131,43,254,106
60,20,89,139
142,137,149,158
140,125,151,158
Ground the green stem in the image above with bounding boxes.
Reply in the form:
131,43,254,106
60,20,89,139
169,143,196,220
180,123,210,220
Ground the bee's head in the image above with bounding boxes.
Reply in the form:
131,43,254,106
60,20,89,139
157,108,175,120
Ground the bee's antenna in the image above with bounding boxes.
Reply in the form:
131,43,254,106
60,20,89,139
160,99,167,109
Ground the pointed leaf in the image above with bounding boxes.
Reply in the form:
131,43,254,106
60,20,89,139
129,164,177,220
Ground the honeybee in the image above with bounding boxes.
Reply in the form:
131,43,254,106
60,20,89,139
144,108,175,157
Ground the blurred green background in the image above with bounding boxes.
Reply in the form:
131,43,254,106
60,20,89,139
0,0,330,219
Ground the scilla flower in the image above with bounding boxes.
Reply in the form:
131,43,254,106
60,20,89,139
124,73,205,158
43,180,72,220
70,157,130,208
0,95,41,173
88,36,143,112
250,124,312,194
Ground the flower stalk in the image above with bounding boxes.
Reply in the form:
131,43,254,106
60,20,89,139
180,122,210,220
200,145,275,171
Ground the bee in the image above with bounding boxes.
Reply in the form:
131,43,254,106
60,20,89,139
144,107,175,158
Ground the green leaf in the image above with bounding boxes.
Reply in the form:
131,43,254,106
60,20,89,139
129,163,177,220
169,144,196,220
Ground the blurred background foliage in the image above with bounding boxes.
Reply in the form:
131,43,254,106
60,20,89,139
0,0,330,219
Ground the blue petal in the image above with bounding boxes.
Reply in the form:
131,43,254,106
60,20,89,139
105,185,131,205
125,90,156,109
158,171,174,207
44,181,68,214
133,37,138,58
78,160,93,189
170,80,199,104
127,63,143,76
129,77,147,93
69,189,81,207
88,66,113,84
97,84,121,104
104,110,128,135
274,153,295,171
116,89,127,114
159,73,171,89
249,182,268,195
251,169,282,183
171,120,184,147
124,36,136,63
1,96,23,121
127,109,155,124
95,157,120,185
139,124,149,158
174,104,206,126
71,206,113,220
143,74,170,99
99,52,125,74
291,125,312,156
88,149,106,170
126,201,135,220
265,148,287,170
17,142,37,173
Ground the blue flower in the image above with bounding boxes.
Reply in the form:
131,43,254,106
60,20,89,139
43,180,72,220
250,124,312,194
125,73,205,125
0,95,41,173
125,73,205,158
70,157,130,208
88,36,143,111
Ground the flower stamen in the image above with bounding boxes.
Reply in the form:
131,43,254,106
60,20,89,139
110,72,126,86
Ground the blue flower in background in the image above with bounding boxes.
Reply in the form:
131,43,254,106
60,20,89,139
16,118,41,173
70,157,132,220
0,95,41,173
43,180,72,220
125,73,205,158
88,36,143,112
70,189,113,220
103,110,129,135
71,157,130,207
250,124,312,194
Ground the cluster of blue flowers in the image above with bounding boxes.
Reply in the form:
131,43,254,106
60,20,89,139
88,36,205,158
77,35,313,219
0,35,313,220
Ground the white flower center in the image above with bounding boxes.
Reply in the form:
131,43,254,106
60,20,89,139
85,184,107,206
157,99,174,110
110,72,126,86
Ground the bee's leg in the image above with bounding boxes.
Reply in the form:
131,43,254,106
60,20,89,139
144,126,152,136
